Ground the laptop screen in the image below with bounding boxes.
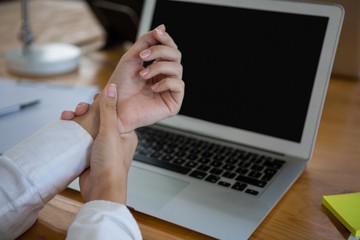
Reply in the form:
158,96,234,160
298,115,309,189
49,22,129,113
149,0,329,143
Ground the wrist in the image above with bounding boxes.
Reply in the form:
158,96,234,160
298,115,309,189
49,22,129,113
86,175,128,204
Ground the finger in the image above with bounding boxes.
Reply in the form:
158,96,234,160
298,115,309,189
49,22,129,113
126,24,175,60
151,77,185,112
153,25,178,49
139,44,182,64
74,103,90,116
140,61,183,80
125,26,163,59
137,24,168,49
151,77,185,95
60,111,76,120
99,83,118,134
93,93,100,101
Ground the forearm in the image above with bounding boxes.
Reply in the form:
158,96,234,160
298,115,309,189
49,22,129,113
0,156,44,239
0,120,94,239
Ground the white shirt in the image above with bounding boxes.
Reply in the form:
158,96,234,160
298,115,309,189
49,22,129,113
0,120,142,240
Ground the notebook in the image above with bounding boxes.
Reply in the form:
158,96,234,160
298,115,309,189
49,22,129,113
69,0,344,238
323,192,360,237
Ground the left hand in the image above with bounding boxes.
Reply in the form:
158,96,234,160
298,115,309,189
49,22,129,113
61,25,184,133
108,24,184,132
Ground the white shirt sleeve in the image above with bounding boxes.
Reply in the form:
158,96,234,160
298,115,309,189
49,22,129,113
0,120,93,239
67,201,142,240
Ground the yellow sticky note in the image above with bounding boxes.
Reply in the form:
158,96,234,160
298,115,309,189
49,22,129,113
322,192,360,237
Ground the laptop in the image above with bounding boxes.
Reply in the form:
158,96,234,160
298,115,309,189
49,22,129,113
69,0,343,239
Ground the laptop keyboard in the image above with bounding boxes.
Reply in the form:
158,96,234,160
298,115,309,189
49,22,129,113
134,126,285,196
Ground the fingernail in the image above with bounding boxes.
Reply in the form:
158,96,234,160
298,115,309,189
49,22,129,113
155,27,165,37
140,49,151,59
140,68,150,77
107,84,116,98
76,102,84,109
151,82,160,90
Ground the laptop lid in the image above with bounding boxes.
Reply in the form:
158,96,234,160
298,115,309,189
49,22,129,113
137,0,343,160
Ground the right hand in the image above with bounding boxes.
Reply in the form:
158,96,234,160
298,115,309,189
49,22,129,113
79,84,138,204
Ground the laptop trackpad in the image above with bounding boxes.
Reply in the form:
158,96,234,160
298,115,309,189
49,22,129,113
127,166,189,211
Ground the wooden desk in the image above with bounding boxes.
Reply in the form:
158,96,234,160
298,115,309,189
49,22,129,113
1,1,359,239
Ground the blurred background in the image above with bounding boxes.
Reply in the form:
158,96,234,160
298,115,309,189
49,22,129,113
0,0,359,78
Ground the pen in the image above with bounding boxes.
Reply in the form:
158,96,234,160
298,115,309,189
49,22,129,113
0,99,40,117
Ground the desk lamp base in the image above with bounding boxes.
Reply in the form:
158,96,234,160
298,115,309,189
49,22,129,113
4,43,81,76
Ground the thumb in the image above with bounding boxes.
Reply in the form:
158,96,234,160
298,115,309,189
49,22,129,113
99,83,118,133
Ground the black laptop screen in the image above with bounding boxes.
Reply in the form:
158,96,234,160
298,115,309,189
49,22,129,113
150,0,329,143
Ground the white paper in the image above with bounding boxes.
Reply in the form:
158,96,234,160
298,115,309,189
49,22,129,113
0,78,99,153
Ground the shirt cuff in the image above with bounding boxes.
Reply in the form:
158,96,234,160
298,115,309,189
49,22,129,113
67,200,142,240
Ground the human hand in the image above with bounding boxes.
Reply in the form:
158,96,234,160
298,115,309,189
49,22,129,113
108,24,184,133
79,84,138,203
61,25,184,134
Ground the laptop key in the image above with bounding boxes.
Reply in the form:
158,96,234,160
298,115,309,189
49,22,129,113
135,154,191,174
245,189,259,196
189,170,207,179
218,181,231,187
235,175,267,188
205,175,220,183
263,159,285,169
248,171,262,179
197,164,211,172
222,171,236,179
231,182,247,191
210,168,223,175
